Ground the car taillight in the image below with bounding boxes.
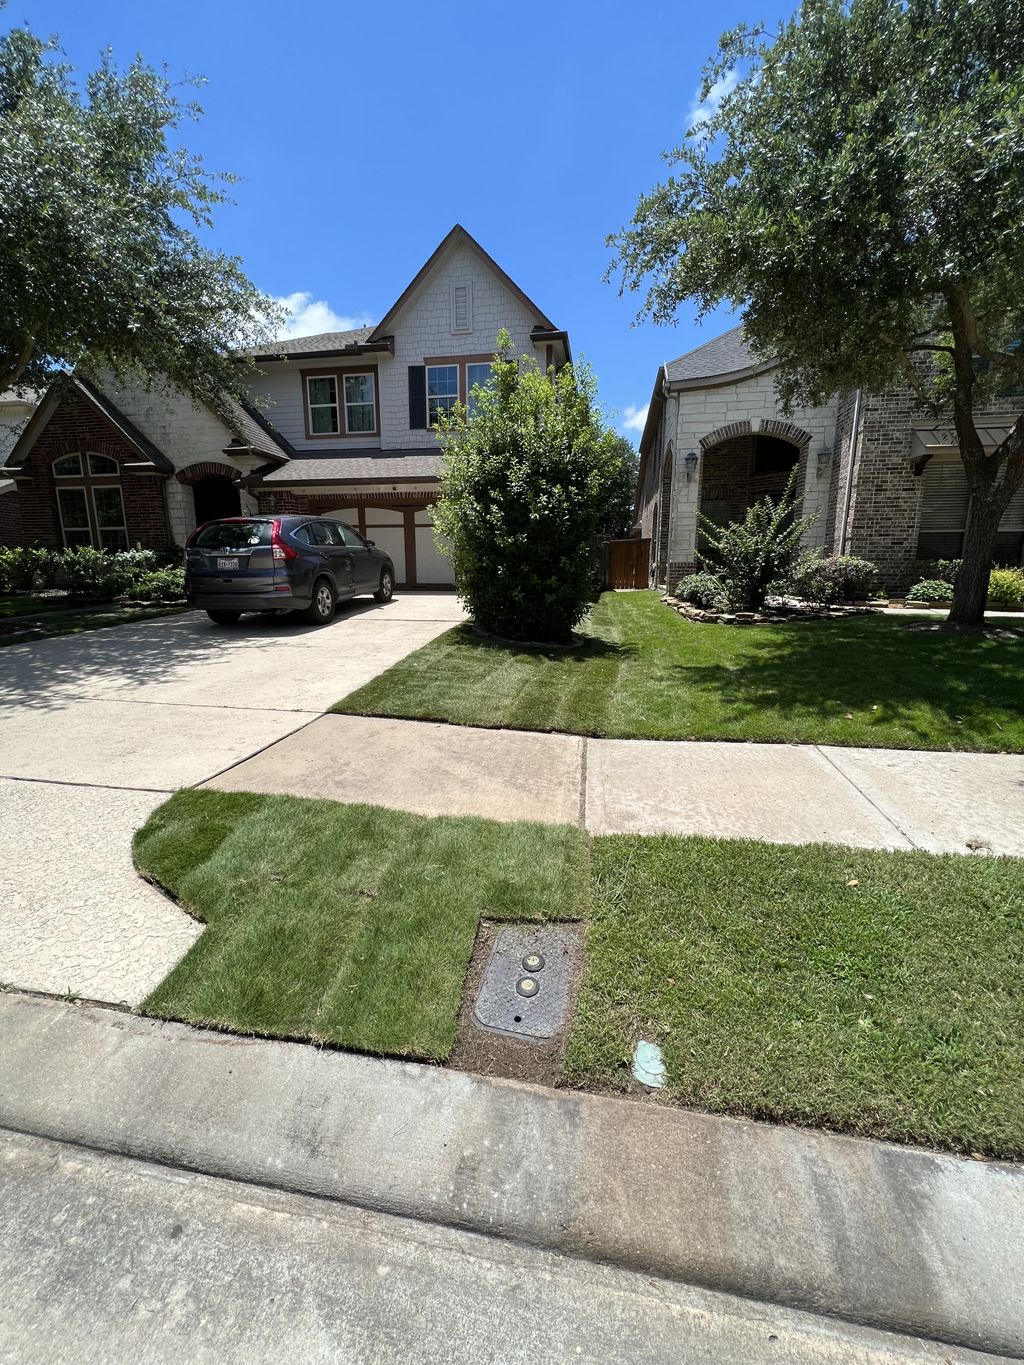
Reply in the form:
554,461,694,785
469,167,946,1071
271,519,298,561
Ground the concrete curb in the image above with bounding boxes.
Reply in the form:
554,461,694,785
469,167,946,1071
1,994,1021,1359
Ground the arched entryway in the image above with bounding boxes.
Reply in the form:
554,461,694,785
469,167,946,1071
176,462,242,530
697,427,805,542
192,475,241,525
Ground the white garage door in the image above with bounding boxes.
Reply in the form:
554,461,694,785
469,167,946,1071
363,507,407,584
414,507,455,585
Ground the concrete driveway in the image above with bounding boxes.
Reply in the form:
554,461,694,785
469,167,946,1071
0,594,464,1003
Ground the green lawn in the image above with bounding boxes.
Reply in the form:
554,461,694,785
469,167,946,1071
334,590,1024,752
566,834,1024,1158
136,788,1024,1157
134,790,589,1058
0,594,75,618
0,601,184,645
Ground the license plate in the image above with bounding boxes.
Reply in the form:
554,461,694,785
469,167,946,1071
217,558,239,571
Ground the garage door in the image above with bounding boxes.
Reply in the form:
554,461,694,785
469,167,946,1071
363,507,407,584
414,506,455,585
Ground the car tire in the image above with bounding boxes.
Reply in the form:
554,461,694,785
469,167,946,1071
206,610,242,625
374,568,395,603
303,576,336,624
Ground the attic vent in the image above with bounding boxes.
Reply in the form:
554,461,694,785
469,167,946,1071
451,281,472,334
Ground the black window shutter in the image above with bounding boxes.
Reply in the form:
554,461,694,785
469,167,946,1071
408,366,427,429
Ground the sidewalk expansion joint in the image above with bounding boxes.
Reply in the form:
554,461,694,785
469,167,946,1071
814,747,920,850
0,774,174,795
578,737,589,829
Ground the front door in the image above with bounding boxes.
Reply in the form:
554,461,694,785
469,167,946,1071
192,475,241,527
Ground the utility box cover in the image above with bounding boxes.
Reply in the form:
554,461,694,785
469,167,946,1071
473,925,579,1040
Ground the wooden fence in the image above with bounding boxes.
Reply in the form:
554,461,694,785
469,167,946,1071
606,538,651,589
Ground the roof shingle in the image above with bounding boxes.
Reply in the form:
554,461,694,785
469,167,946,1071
242,327,375,359
665,324,766,383
261,450,441,483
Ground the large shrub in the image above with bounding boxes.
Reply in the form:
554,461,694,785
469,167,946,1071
676,571,729,611
787,553,878,604
59,547,138,600
697,469,817,611
907,578,955,603
987,567,1024,605
0,546,56,593
433,331,618,642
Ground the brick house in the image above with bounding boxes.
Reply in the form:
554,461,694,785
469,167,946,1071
0,225,570,587
635,325,1024,590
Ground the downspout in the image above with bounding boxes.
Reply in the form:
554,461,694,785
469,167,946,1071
838,388,863,555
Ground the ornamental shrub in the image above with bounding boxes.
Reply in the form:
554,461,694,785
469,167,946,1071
787,552,878,603
697,468,817,611
908,558,961,585
59,547,137,599
132,566,185,601
676,571,729,611
907,578,955,602
987,567,1024,605
0,546,55,592
432,331,619,642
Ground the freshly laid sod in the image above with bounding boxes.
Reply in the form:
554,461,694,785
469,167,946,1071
0,601,184,645
137,788,1024,1156
566,834,1024,1157
134,789,589,1059
334,590,1024,752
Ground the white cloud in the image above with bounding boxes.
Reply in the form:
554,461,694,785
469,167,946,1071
620,403,649,435
271,291,373,339
687,68,740,131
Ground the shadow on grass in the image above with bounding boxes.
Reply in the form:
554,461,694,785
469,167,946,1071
450,621,633,664
662,615,1023,748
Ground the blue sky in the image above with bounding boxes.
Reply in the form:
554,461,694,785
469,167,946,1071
24,0,789,440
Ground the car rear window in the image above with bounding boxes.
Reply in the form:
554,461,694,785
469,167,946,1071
193,520,272,550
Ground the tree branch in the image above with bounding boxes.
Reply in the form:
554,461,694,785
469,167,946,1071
955,291,1024,382
0,332,37,394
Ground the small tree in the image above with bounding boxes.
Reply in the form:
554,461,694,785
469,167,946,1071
0,17,280,413
595,434,639,539
698,469,816,610
610,0,1024,627
433,332,617,642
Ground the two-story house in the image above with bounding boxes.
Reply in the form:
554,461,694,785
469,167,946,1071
0,226,570,588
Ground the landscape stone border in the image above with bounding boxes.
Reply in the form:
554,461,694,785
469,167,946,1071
662,594,879,625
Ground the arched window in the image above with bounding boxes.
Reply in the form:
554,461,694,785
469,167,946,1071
52,452,129,550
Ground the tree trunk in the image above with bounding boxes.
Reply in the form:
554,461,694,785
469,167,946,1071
948,494,1001,626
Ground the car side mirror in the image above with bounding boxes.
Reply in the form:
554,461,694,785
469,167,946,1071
366,539,375,548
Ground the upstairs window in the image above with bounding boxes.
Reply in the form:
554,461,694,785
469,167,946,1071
466,362,492,415
306,375,339,434
427,364,459,422
343,373,376,432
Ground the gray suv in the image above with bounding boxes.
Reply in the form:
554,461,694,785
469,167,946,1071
185,515,396,625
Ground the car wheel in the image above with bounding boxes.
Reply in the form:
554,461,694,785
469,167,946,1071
303,577,336,624
374,568,395,603
206,610,242,625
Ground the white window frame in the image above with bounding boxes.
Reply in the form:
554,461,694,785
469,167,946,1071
427,364,460,424
306,375,340,435
343,371,377,434
466,362,492,415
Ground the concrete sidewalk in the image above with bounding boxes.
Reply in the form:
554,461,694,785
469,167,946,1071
1,994,1020,1359
205,712,1024,857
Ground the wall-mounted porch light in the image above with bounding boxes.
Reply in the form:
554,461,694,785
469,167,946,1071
684,450,699,482
816,448,833,478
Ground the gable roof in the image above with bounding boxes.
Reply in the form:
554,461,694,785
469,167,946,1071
664,324,768,384
221,396,293,463
2,374,174,474
368,224,557,341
